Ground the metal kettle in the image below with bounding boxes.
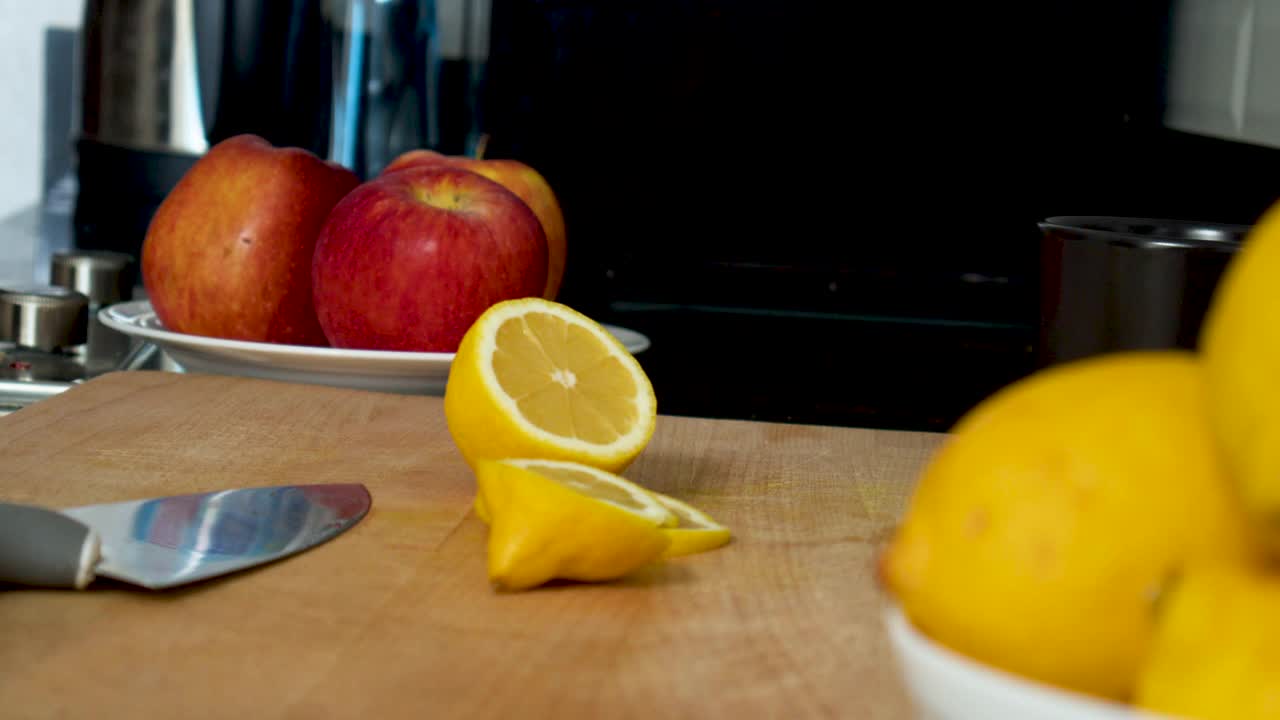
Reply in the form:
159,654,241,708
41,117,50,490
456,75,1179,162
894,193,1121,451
75,0,440,255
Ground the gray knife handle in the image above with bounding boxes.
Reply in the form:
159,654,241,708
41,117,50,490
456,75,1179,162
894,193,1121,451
0,502,100,589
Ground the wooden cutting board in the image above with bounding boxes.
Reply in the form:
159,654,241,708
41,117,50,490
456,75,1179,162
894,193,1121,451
0,371,942,719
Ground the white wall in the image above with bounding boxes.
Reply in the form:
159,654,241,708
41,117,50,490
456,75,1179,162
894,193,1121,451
1166,0,1280,148
0,0,83,220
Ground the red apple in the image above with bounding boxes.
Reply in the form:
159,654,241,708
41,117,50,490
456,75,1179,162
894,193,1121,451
312,165,548,352
382,149,567,300
141,134,359,345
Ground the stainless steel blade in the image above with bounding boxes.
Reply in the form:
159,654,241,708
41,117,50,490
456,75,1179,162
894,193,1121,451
59,484,370,589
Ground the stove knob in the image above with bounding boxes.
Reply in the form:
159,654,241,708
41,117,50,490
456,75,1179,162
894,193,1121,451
0,286,90,352
50,250,136,306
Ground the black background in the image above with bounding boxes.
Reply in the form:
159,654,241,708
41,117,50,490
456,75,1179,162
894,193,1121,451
477,0,1280,431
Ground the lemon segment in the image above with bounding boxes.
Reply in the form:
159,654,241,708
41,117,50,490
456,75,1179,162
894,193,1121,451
445,298,657,474
471,460,674,527
475,459,672,591
651,491,732,557
505,458,674,526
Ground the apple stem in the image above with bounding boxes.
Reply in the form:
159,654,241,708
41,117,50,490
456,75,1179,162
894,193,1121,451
474,133,490,161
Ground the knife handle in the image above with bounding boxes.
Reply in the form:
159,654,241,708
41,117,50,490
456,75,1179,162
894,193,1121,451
0,503,100,589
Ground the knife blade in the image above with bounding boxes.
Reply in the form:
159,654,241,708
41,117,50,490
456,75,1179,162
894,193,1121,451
0,484,371,590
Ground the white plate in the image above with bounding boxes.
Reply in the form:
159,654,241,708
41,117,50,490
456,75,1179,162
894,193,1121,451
884,604,1166,720
99,300,651,396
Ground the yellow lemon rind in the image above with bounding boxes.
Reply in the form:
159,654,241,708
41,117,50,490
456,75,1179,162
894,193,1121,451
503,458,674,527
476,459,671,591
444,298,657,474
650,491,732,558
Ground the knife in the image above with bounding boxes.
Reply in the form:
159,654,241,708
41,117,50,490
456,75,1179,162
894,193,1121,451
0,484,371,590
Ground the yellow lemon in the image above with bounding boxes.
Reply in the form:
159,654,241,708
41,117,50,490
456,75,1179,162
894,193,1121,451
474,482,681,529
444,298,657,474
1137,566,1280,719
1201,202,1280,550
476,458,672,591
651,491,732,558
881,351,1259,701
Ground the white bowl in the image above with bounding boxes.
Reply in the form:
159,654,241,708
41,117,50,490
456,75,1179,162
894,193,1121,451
883,604,1169,720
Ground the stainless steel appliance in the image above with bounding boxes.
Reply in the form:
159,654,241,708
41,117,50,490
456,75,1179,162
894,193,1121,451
75,0,443,257
0,252,149,414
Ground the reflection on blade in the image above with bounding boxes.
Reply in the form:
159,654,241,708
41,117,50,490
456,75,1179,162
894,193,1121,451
60,484,370,589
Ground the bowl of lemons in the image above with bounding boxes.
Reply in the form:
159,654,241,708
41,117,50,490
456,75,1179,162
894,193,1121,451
877,200,1280,720
885,563,1280,720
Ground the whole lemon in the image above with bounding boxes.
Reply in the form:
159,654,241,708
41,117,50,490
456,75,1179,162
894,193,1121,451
1201,203,1280,550
1136,566,1280,719
881,351,1259,701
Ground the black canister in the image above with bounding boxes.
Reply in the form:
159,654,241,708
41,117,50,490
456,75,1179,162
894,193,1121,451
1037,216,1246,367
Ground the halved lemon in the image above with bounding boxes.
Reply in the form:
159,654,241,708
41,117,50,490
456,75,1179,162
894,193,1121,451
652,491,732,558
476,458,674,590
444,298,657,474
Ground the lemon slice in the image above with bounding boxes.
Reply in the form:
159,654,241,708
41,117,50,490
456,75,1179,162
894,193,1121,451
651,491,732,557
473,462,677,527
444,298,657,474
476,458,673,590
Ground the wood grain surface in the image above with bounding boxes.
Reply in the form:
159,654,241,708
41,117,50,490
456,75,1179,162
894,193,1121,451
0,371,943,719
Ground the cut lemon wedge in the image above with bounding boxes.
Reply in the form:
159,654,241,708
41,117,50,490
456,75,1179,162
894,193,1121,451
651,491,732,557
476,458,673,590
473,461,675,527
444,298,657,474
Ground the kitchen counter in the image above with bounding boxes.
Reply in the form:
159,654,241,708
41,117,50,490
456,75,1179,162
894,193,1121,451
0,371,940,718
